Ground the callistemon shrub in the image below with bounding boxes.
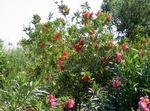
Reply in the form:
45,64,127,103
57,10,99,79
20,1,150,111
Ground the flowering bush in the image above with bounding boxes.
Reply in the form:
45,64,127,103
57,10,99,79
1,1,150,111
20,1,150,110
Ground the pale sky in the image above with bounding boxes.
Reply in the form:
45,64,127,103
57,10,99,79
0,0,103,47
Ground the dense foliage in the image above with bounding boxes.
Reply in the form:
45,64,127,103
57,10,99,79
0,1,150,111
101,0,150,40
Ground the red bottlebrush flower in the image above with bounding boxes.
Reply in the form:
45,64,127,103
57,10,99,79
106,15,112,21
67,99,74,109
62,50,69,60
63,55,69,60
83,12,93,18
73,43,81,51
81,75,91,82
122,43,129,50
60,65,65,71
79,39,84,46
56,58,62,65
115,52,122,62
47,95,57,107
73,43,79,50
55,33,61,40
73,41,84,52
63,50,69,56
112,76,121,88
107,41,114,48
143,38,148,44
89,30,96,37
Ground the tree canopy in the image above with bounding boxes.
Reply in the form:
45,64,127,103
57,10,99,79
101,0,150,40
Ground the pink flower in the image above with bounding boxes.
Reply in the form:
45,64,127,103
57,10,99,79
48,95,57,107
112,76,121,88
62,99,75,109
115,52,122,62
139,51,145,57
137,96,150,111
122,43,129,50
51,101,57,107
67,99,74,109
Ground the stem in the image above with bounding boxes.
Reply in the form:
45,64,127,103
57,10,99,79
74,80,81,111
74,90,78,111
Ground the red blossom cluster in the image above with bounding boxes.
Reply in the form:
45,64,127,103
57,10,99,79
56,50,69,71
81,75,91,82
115,52,122,62
73,39,85,52
62,99,75,109
122,43,129,50
55,33,61,40
106,15,112,21
89,30,96,37
48,95,75,109
83,12,93,19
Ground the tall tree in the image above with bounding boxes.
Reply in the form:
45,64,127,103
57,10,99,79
101,0,150,40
